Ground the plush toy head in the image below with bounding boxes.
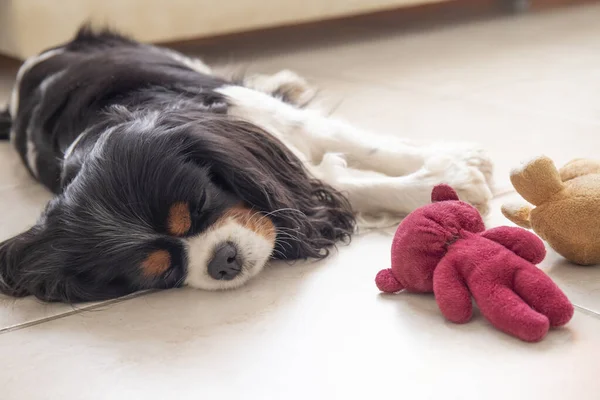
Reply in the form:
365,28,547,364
375,185,485,293
377,184,573,342
502,156,600,265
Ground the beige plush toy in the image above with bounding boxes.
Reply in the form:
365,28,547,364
502,156,600,266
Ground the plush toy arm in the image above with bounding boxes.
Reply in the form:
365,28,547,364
480,226,546,264
433,259,472,324
501,202,532,229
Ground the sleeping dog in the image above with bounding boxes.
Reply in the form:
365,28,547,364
0,28,493,302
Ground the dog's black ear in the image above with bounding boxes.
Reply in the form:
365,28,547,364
176,115,355,260
0,225,73,301
0,227,40,298
0,225,135,302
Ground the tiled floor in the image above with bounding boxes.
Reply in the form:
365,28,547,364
2,4,600,399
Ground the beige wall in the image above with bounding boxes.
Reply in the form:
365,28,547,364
0,0,449,59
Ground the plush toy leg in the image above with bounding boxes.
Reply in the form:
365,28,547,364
375,269,404,293
432,261,472,323
474,284,550,342
501,203,533,229
559,159,600,182
510,156,564,206
513,267,574,327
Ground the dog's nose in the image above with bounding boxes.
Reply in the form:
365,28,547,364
208,242,241,280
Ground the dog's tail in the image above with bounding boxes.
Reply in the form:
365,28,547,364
0,107,11,140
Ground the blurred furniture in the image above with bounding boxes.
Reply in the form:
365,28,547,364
0,0,449,59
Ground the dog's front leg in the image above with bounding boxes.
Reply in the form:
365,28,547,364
217,85,428,176
314,153,492,224
217,85,493,217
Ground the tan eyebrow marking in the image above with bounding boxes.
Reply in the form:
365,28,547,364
167,202,192,236
141,250,171,277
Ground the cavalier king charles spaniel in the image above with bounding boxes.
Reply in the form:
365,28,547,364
0,28,493,302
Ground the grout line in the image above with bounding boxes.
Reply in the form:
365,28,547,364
492,186,515,199
0,290,154,335
493,190,516,200
2,290,598,335
574,304,600,319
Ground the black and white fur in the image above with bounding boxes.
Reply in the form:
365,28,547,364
0,28,493,302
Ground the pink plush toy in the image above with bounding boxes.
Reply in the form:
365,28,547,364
376,184,574,342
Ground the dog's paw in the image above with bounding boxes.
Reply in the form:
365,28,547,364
423,144,494,215
245,70,317,107
317,153,348,181
269,70,317,106
425,142,494,189
463,147,494,188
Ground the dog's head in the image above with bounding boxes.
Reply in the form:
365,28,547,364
0,110,354,302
